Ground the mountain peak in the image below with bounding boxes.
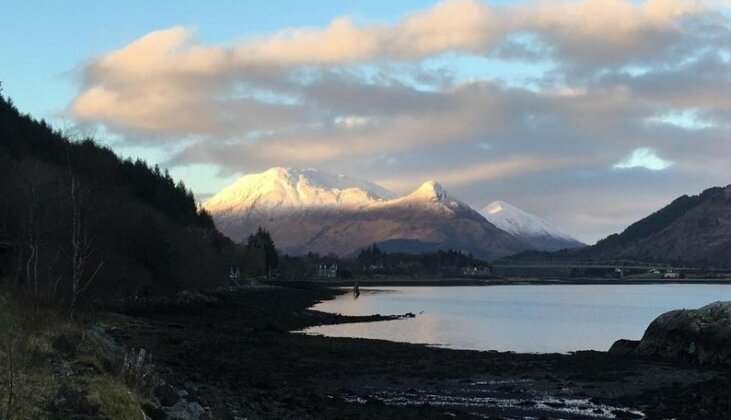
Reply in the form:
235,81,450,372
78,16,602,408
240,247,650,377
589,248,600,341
484,200,513,215
203,167,392,214
414,180,447,201
481,200,584,251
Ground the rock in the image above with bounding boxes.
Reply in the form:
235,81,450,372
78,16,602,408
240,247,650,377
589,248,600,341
86,324,126,371
52,360,75,378
608,339,639,355
626,301,731,366
142,401,167,420
154,382,180,407
52,335,77,358
166,399,212,420
611,409,643,419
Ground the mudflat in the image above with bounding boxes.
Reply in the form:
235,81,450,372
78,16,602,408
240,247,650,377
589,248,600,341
105,287,731,419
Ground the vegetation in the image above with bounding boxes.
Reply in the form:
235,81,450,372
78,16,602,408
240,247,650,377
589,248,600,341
0,291,151,419
275,244,490,280
593,186,723,251
501,186,727,267
235,227,279,278
352,246,489,278
0,86,232,312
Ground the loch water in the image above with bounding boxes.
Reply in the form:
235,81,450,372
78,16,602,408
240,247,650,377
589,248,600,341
301,284,731,353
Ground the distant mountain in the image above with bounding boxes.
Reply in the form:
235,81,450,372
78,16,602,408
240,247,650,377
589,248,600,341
481,201,584,251
204,167,392,217
205,168,528,260
507,185,731,267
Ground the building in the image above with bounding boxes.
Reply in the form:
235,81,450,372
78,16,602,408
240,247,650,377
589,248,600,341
462,266,491,277
316,263,338,279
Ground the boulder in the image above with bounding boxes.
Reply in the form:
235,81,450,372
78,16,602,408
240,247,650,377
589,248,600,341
610,301,731,366
154,382,180,407
607,339,639,356
86,324,126,371
166,399,212,420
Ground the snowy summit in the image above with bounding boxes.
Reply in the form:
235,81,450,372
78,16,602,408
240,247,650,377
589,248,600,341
203,167,393,216
481,201,584,251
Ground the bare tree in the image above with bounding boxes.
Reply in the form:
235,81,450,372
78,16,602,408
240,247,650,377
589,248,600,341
15,162,53,298
67,173,105,316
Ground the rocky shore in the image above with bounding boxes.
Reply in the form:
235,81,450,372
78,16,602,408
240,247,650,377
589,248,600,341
610,301,731,366
101,287,731,419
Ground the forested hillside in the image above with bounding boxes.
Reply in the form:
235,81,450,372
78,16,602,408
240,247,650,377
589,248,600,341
0,88,231,310
503,185,731,267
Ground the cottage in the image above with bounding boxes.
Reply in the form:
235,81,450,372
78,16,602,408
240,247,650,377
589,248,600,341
462,266,490,277
316,263,338,279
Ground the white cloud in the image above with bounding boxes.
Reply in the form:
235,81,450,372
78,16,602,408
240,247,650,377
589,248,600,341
613,147,674,170
66,0,731,242
70,0,722,136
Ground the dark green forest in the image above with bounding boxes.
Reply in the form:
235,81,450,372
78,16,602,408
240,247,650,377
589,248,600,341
0,86,232,310
276,244,490,280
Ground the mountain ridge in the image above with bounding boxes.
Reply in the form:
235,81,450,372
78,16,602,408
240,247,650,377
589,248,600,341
481,200,585,252
204,168,532,259
505,185,731,266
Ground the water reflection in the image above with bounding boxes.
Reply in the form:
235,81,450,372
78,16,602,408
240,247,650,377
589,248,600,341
301,284,731,353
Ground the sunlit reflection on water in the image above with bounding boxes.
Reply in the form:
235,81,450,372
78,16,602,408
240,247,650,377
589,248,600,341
300,284,731,353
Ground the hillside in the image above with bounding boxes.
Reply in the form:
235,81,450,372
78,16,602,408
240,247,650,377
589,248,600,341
505,185,731,267
0,91,231,305
206,169,528,260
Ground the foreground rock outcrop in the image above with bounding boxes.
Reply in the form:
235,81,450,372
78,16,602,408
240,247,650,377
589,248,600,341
610,301,731,366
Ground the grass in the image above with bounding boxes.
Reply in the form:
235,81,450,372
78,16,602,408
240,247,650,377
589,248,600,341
83,375,147,419
0,291,57,419
0,289,147,419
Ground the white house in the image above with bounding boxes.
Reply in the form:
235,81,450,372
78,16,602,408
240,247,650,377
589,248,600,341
316,263,338,279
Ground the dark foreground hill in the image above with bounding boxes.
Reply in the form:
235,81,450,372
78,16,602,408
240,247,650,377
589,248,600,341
0,89,230,306
506,185,731,267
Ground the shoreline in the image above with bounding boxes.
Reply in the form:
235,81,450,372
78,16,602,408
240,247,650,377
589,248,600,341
264,277,731,288
105,285,731,419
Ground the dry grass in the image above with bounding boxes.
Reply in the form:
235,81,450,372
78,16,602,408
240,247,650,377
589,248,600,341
0,290,147,419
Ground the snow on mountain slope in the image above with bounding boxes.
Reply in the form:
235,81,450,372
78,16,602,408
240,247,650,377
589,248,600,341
481,201,584,251
204,167,393,216
203,169,529,259
388,180,465,210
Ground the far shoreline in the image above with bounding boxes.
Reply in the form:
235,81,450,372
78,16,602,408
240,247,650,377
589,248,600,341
263,277,731,288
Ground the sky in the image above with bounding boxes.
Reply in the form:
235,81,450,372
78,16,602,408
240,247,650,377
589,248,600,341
2,0,731,244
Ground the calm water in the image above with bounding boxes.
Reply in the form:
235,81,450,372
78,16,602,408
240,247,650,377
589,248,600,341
301,284,731,353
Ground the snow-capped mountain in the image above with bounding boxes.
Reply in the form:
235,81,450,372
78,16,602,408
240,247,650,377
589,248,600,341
204,168,528,260
481,201,584,251
204,167,392,216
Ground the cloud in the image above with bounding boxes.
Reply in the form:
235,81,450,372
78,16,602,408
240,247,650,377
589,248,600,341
375,155,586,192
70,0,722,136
66,0,731,243
613,147,674,170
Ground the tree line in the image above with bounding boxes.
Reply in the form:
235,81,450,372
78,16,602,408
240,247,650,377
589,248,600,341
0,85,232,312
